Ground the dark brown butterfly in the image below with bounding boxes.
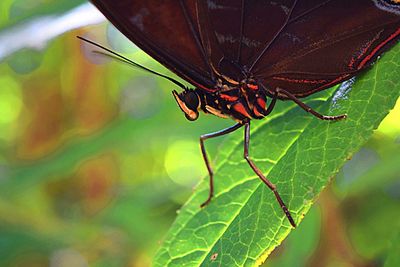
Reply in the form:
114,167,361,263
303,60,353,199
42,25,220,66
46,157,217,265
87,0,400,227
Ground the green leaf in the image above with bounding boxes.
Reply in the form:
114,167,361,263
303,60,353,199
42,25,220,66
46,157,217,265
154,44,400,267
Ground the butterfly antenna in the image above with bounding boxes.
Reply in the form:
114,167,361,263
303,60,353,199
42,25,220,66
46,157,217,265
77,36,187,90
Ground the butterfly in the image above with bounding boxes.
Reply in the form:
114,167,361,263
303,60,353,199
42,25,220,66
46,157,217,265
86,0,400,227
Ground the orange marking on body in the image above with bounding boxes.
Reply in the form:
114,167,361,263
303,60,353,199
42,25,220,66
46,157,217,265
247,84,258,90
253,106,263,117
232,102,251,118
205,105,229,118
256,97,266,110
220,94,239,102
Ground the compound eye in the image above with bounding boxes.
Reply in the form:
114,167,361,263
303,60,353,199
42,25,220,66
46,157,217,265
183,91,200,111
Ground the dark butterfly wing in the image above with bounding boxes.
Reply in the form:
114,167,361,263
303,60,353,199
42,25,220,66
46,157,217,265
254,0,400,98
92,0,400,98
90,0,216,91
198,0,400,98
195,0,297,81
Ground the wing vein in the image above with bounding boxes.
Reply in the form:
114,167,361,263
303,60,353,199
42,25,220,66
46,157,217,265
257,20,399,76
249,0,337,72
249,0,299,72
288,0,334,23
180,0,214,78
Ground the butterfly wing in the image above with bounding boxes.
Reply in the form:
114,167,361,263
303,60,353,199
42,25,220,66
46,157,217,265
196,0,400,97
195,0,298,82
91,0,216,90
92,0,400,98
252,0,400,98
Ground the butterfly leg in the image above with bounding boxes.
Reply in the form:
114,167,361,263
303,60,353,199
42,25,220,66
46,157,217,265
243,121,297,227
264,90,278,116
276,88,347,121
200,123,244,208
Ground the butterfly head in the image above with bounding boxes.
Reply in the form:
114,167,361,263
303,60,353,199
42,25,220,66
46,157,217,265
172,89,201,121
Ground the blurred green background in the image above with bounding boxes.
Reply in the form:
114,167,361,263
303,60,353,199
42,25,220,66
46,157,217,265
0,1,399,267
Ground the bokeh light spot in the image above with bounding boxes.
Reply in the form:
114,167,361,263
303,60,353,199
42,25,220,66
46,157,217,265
377,98,400,136
164,140,206,187
0,76,22,124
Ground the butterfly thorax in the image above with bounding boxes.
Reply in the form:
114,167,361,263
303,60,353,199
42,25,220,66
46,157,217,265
173,79,269,123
